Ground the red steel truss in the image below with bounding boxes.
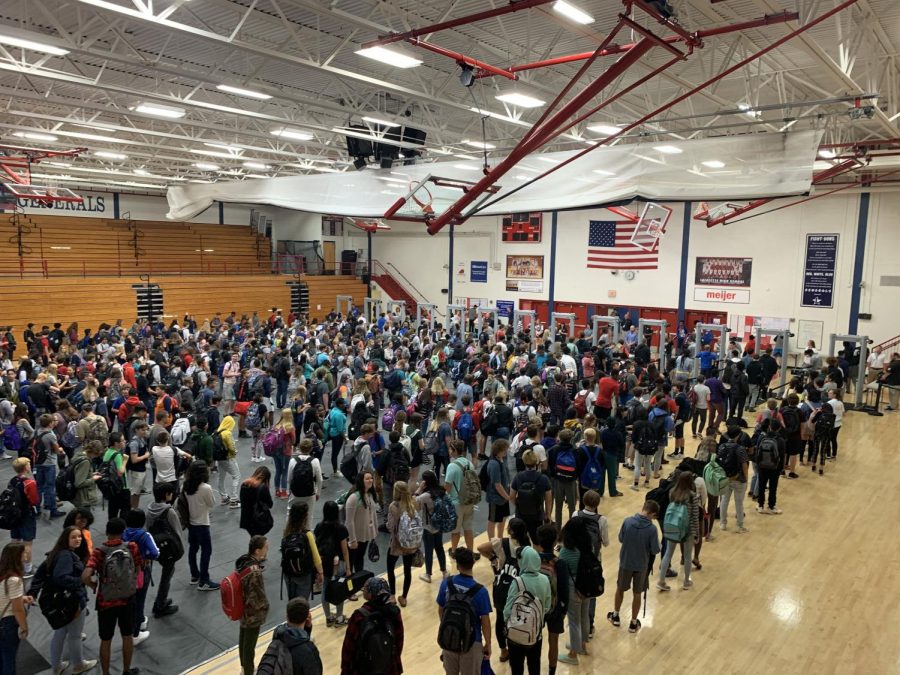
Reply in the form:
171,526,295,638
0,144,88,185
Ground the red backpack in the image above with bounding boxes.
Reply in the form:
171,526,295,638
573,391,589,418
471,399,486,431
220,567,254,621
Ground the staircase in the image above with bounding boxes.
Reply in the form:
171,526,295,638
874,333,900,353
370,260,440,319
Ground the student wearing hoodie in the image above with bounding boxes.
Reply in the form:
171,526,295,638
533,524,568,675
70,440,102,509
503,545,552,675
215,415,241,507
257,597,322,675
341,577,405,675
607,500,660,634
146,482,182,618
123,509,159,646
236,536,270,675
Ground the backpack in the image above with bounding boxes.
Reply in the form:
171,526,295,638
663,501,690,542
55,456,86,502
580,446,604,490
505,576,544,647
98,543,137,601
703,456,729,497
262,427,286,457
170,417,191,447
514,473,542,516
454,459,481,506
573,391,589,418
248,373,266,395
281,532,313,577
383,369,402,391
756,434,781,471
84,416,109,448
355,605,396,674
423,428,439,455
781,406,801,435
32,431,53,467
491,539,520,609
538,557,559,617
397,510,423,549
456,411,474,441
256,635,321,675
61,420,80,450
97,453,124,499
0,478,26,530
149,507,185,566
438,580,483,653
2,423,23,454
814,407,836,439
574,548,605,598
430,493,457,534
245,404,262,431
478,458,496,492
381,404,399,431
387,446,410,484
716,441,742,478
220,566,254,620
339,443,360,483
212,431,228,462
290,458,315,498
635,422,659,455
554,447,577,482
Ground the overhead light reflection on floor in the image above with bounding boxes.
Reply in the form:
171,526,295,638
771,589,801,625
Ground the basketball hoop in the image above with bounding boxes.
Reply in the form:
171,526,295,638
410,182,434,215
384,174,500,225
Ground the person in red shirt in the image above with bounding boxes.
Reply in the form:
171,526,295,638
340,577,404,675
595,371,620,420
122,360,137,392
82,518,144,675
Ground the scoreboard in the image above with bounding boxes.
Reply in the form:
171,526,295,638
501,212,542,242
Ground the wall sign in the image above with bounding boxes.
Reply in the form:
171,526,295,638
470,260,488,283
506,254,544,279
455,261,467,284
695,256,752,287
18,192,108,215
496,300,514,318
801,234,839,308
693,287,750,304
506,279,544,293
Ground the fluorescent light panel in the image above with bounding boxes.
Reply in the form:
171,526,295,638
355,46,422,68
818,149,836,159
190,149,241,159
0,33,69,56
701,160,725,168
193,162,220,171
94,151,126,159
587,124,622,135
463,140,496,149
553,0,594,24
12,131,58,142
242,161,270,170
271,127,313,141
216,84,271,100
362,116,400,128
133,103,186,119
495,93,545,108
654,145,682,154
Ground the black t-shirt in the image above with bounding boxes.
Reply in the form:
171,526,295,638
313,521,349,572
27,382,52,409
135,375,151,399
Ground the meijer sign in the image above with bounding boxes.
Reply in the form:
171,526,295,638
693,287,750,304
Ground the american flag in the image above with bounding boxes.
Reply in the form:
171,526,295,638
587,220,660,270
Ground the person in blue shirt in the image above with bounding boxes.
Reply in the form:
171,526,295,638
430,407,453,480
124,508,160,645
325,398,348,478
436,547,493,674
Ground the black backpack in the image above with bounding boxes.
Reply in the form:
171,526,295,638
491,539,520,610
387,445,410,484
290,459,315,498
756,434,780,471
716,441,742,477
56,456,86,502
280,532,313,577
149,506,185,566
635,421,660,455
0,477,26,530
211,431,228,462
97,453,124,499
646,476,674,522
438,579,483,653
781,406,801,436
514,473,542,516
355,605,396,674
574,549,605,598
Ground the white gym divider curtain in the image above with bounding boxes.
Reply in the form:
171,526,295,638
166,130,823,222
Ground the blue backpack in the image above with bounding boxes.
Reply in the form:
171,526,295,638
580,445,604,490
430,493,458,534
456,412,474,441
663,502,690,542
3,424,24,454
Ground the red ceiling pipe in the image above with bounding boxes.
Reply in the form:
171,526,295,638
420,40,655,234
820,138,900,149
361,0,556,49
619,15,686,58
406,38,518,81
500,11,798,75
473,0,858,217
606,206,640,222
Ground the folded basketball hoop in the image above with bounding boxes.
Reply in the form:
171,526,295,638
629,202,672,251
384,175,500,224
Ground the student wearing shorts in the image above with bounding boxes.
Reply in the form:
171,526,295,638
607,500,660,634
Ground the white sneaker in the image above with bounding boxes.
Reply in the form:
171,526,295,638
769,507,783,515
133,630,150,646
72,660,98,674
719,522,727,531
53,660,70,675
418,573,432,583
737,526,749,533
756,506,767,514
140,617,149,631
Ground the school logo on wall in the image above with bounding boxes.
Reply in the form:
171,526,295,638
18,193,107,213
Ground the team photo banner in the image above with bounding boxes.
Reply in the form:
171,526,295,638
695,257,752,288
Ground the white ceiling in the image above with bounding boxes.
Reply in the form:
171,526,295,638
0,0,897,195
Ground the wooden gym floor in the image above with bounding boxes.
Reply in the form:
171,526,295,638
185,407,900,675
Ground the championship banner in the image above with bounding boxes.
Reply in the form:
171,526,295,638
695,257,752,287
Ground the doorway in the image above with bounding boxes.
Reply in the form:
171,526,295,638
322,241,336,276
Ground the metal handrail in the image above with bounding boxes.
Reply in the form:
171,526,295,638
370,259,444,318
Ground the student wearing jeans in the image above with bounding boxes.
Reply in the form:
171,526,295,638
656,472,700,592
502,546,551,675
690,376,711,438
415,470,448,583
345,471,378,575
183,461,219,591
215,416,241,507
33,414,65,518
718,428,750,533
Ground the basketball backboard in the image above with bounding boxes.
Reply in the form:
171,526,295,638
630,202,672,251
383,175,500,223
2,182,84,203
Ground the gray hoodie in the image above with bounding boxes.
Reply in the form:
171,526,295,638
146,501,182,538
617,513,661,573
270,624,322,675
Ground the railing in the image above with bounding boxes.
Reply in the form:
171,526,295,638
0,255,271,279
369,259,443,317
873,333,900,353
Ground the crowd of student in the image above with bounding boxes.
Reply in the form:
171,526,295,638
0,310,895,675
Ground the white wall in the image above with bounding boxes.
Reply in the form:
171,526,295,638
859,191,900,343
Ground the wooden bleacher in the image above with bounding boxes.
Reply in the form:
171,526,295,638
0,275,367,336
0,214,270,277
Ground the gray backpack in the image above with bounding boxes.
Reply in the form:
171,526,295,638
256,633,321,675
98,543,137,601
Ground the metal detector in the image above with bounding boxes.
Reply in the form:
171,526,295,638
829,333,869,409
363,298,383,325
638,318,669,373
549,312,576,344
416,303,437,332
592,315,622,347
386,300,406,322
692,323,730,380
336,295,353,317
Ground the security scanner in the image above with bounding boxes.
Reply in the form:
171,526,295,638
386,300,406,322
416,303,437,332
638,318,669,373
363,298,383,325
692,323,731,379
336,295,353,317
477,306,500,335
755,327,791,388
549,312,576,344
446,304,466,335
592,315,622,347
829,333,869,409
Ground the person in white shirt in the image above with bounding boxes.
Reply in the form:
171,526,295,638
183,461,219,590
867,346,887,383
691,376,711,438
826,389,845,460
151,431,193,489
287,438,323,518
560,350,578,379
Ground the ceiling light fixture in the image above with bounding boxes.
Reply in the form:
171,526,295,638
654,145,683,154
818,149,836,159
133,103,186,119
701,160,725,168
587,124,622,136
593,169,616,176
271,127,313,141
12,131,59,142
355,46,422,69
362,116,400,128
552,0,595,24
94,151,127,160
536,156,561,164
468,107,531,127
193,162,220,171
463,140,496,149
190,149,241,159
216,84,272,100
54,130,127,144
495,93,545,108
242,161,270,170
0,33,69,56
453,165,480,171
203,142,242,152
